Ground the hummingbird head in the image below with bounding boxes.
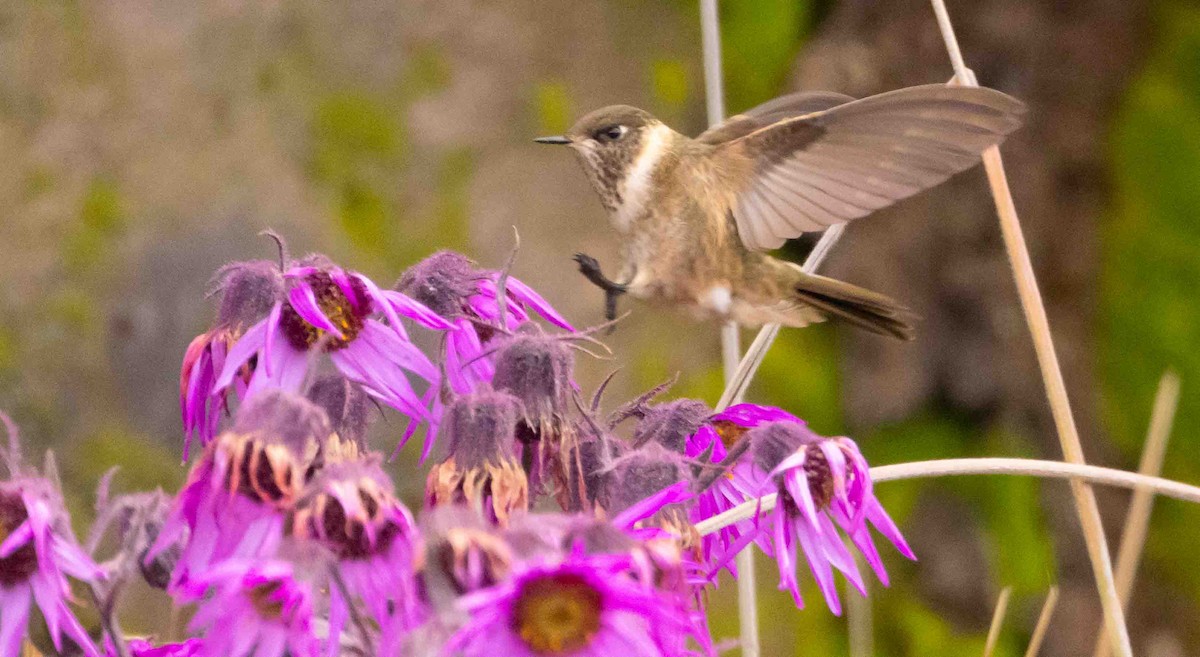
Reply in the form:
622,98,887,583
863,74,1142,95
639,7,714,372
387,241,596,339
536,105,675,226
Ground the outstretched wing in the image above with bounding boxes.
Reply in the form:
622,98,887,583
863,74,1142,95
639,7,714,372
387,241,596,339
696,91,855,144
713,84,1026,251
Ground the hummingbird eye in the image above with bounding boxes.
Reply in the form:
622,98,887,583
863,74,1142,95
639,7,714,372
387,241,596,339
593,125,628,143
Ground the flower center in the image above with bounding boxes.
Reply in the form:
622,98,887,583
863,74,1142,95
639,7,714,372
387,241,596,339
223,436,302,510
712,420,750,449
512,573,603,655
0,491,37,586
247,581,286,621
778,445,835,513
294,488,401,560
279,272,368,351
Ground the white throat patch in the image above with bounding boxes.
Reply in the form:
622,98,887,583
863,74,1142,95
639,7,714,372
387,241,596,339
614,123,671,232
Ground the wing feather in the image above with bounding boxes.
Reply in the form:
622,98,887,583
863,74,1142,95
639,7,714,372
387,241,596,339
721,84,1026,251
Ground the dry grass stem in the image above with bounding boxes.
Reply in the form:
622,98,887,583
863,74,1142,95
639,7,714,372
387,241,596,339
701,1,759,652
1093,371,1181,657
846,551,874,657
694,457,1200,536
1025,587,1060,657
984,587,1013,657
928,2,1131,654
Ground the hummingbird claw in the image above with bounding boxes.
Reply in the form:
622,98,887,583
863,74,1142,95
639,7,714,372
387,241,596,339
573,253,626,327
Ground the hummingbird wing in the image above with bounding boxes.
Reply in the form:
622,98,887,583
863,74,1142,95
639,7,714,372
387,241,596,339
695,91,854,144
713,84,1026,251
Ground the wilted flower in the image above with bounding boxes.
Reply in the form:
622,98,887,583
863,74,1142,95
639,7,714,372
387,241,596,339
491,325,582,490
419,508,514,611
0,477,103,656
150,391,327,588
291,459,423,656
426,388,528,525
180,260,285,457
304,374,374,455
557,430,626,513
597,444,699,552
630,399,712,454
447,547,709,657
748,420,914,614
182,559,319,657
214,256,451,435
397,251,573,393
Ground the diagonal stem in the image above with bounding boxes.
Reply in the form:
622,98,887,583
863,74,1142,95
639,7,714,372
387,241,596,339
927,2,1131,654
983,587,1012,657
1092,371,1181,657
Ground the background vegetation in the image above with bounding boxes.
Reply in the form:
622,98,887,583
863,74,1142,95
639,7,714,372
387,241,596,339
0,0,1197,654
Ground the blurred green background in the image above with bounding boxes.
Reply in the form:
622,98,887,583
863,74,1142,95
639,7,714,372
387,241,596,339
0,0,1198,655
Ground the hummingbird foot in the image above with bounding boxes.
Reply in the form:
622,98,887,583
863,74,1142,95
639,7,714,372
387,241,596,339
573,253,626,322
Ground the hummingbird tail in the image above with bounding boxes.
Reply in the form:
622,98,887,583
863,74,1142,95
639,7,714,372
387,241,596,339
791,273,915,340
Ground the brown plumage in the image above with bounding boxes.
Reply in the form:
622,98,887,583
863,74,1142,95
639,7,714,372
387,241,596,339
539,84,1026,339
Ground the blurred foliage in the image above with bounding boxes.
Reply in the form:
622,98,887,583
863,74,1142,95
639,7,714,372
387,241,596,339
1102,0,1200,621
534,81,575,135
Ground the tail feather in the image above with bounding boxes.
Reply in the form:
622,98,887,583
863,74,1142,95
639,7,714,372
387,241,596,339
792,273,915,340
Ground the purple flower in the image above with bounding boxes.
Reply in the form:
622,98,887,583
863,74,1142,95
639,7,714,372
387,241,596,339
182,559,319,657
747,420,915,614
181,259,285,457
0,478,103,657
419,508,514,609
150,391,327,589
448,547,709,657
291,459,423,657
425,388,529,526
687,404,800,572
215,258,451,442
397,251,573,394
106,638,204,657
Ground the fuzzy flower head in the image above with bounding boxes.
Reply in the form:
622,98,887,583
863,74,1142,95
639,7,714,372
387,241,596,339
214,255,450,439
492,324,583,492
748,420,915,615
180,259,285,457
397,251,573,393
448,547,710,657
183,559,318,657
426,388,529,526
630,399,712,454
152,391,328,589
303,375,373,455
557,431,626,513
597,444,699,553
0,476,103,656
291,459,423,655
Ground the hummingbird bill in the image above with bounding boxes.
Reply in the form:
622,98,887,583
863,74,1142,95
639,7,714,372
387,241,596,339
536,84,1026,339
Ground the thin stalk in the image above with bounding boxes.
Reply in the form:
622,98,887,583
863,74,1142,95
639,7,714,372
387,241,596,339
927,2,1131,654
1093,371,1181,657
700,2,757,654
846,550,873,657
1025,587,1060,657
695,457,1200,536
983,587,1012,657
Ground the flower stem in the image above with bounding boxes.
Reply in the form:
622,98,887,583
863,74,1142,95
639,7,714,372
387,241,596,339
694,457,1200,536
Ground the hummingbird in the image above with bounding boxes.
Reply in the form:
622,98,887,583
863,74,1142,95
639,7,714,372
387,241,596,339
535,84,1025,339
